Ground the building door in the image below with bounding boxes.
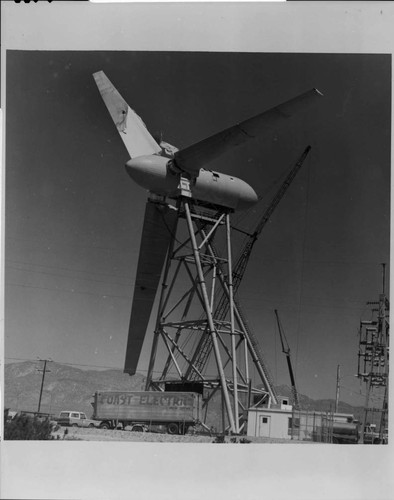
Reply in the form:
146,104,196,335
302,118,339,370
258,415,271,437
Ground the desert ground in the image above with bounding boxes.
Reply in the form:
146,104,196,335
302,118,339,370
52,426,316,444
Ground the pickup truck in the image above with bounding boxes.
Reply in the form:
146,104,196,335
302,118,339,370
57,411,100,428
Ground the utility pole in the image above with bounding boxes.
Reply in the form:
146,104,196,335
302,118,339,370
335,364,340,413
37,358,52,414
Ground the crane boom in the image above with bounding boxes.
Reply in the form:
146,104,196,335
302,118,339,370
232,145,311,289
187,146,312,389
274,309,300,409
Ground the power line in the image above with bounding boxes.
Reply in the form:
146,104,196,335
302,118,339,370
294,157,311,377
6,282,131,300
6,234,132,255
5,357,164,375
6,264,133,288
240,296,372,313
6,357,123,370
6,279,378,313
5,258,134,281
6,253,388,274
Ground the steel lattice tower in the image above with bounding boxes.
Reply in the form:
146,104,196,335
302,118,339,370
144,191,277,434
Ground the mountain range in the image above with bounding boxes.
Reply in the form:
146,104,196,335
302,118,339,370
3,361,364,426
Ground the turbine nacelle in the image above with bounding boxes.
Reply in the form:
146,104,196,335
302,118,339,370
125,155,258,211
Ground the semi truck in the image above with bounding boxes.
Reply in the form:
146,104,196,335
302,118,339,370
92,391,203,434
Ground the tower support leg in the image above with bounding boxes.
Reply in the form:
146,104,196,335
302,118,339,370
184,201,236,433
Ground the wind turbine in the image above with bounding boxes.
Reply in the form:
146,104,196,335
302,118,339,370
94,71,322,433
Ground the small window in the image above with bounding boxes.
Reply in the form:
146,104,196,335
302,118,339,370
81,414,86,419
59,412,69,418
71,413,79,418
262,417,268,424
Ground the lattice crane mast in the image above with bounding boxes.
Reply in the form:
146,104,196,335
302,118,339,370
188,146,312,391
274,309,300,409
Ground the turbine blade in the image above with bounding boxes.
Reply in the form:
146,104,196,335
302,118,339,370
93,71,161,158
174,88,323,176
124,200,177,375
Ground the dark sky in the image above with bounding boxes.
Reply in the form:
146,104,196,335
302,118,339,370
5,50,391,404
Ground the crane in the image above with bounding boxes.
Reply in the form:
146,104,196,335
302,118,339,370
232,145,311,291
274,309,300,409
186,146,312,399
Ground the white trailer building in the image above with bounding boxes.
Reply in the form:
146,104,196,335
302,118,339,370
246,404,351,442
247,404,294,440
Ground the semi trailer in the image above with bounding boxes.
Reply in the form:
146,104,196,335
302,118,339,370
92,391,202,434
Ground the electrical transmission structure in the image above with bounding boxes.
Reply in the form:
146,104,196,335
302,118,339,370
357,264,389,443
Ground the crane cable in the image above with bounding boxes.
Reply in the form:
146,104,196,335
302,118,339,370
294,147,313,377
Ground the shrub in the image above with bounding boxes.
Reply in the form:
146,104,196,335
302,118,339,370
212,435,252,444
212,434,226,443
4,414,54,440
